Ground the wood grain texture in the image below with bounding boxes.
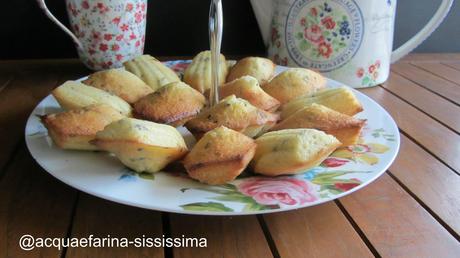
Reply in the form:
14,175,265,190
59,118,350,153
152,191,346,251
0,72,58,173
400,53,460,63
0,145,77,258
412,62,460,86
389,134,460,237
66,194,164,258
360,86,460,172
263,202,374,258
170,215,273,258
0,61,88,173
442,62,460,71
391,63,460,104
340,174,460,258
381,73,460,132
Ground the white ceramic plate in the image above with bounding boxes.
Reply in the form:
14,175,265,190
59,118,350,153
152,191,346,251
25,60,399,215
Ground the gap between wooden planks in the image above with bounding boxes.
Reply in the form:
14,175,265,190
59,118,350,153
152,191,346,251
0,144,78,258
391,63,460,105
411,62,460,86
359,86,460,172
381,72,460,133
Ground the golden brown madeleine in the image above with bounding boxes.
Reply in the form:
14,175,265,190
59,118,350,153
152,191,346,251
281,87,363,119
92,118,188,173
262,68,326,104
82,69,153,104
216,76,280,112
252,129,341,176
183,126,256,185
226,57,276,85
272,104,366,146
185,95,279,138
183,50,228,93
40,104,124,150
133,81,206,126
52,81,132,116
123,55,180,91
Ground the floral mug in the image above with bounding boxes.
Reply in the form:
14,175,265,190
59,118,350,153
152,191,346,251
251,0,453,88
37,0,147,70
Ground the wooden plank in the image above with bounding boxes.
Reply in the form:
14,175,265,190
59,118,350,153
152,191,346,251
412,62,460,86
65,194,164,258
381,73,460,132
0,72,59,173
442,62,460,72
170,214,273,258
263,202,374,258
399,53,460,63
389,134,460,237
391,63,460,104
0,62,89,175
340,174,460,258
0,145,77,258
360,86,460,172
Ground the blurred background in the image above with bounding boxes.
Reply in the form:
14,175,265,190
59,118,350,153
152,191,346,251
1,0,459,59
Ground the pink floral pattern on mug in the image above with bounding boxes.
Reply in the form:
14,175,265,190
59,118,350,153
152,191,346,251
356,60,381,86
66,0,147,70
295,2,350,61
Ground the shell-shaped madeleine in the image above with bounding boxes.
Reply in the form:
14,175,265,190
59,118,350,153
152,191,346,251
92,118,188,173
83,69,153,104
40,104,124,150
226,57,276,85
183,50,228,93
252,129,341,176
185,95,279,138
134,82,206,126
52,81,132,116
281,87,363,119
217,76,280,112
123,55,180,91
272,104,365,146
262,68,326,104
183,126,256,185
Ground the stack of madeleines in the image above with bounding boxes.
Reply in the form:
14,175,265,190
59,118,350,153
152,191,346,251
41,51,365,185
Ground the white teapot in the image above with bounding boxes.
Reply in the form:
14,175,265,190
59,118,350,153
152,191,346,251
250,0,453,88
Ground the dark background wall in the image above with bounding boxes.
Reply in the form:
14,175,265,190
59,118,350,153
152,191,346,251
1,0,459,60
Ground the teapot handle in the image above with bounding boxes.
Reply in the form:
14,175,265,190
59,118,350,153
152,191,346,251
36,0,83,50
391,0,454,63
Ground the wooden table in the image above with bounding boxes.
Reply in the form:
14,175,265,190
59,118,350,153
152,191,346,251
1,54,460,258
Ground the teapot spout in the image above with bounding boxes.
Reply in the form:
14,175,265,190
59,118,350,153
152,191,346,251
250,0,275,47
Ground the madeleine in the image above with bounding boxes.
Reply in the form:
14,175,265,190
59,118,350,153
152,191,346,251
183,50,228,93
226,57,276,85
185,95,279,139
134,82,206,126
216,76,280,112
272,104,366,146
83,69,153,103
52,81,132,116
281,87,363,119
262,68,326,104
123,55,181,91
183,126,256,185
92,118,188,173
40,104,124,150
252,129,341,176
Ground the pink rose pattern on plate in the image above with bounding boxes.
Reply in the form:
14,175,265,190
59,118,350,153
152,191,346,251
238,177,318,207
67,0,147,70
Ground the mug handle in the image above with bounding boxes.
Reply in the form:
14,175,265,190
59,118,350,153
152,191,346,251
391,0,454,63
36,0,83,50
